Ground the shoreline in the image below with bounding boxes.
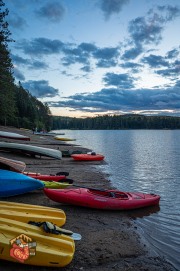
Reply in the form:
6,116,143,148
0,126,176,271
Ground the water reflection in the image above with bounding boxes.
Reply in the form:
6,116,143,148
56,129,180,270
127,205,160,219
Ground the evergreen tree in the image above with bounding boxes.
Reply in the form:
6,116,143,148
0,0,16,125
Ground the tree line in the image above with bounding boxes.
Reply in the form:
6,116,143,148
0,0,52,131
52,114,180,130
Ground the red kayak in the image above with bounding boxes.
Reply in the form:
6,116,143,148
71,153,104,161
44,188,160,210
23,172,71,183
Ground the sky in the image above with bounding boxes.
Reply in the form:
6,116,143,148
4,0,180,117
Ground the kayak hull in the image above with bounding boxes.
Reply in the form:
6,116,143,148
71,154,104,161
0,142,62,159
0,169,44,197
0,156,26,172
44,188,160,210
0,217,75,267
0,131,30,141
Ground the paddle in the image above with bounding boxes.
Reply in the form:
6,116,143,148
28,221,82,240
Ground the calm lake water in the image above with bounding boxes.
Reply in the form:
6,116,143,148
55,129,180,270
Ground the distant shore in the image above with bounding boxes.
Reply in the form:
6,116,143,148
0,126,176,271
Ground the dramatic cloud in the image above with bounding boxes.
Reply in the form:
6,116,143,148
22,80,59,98
100,0,130,19
36,1,65,22
49,84,180,113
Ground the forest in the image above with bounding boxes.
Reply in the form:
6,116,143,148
0,0,52,131
52,114,180,130
0,0,179,131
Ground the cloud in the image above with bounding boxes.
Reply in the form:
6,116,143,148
7,13,28,30
103,72,135,88
13,68,25,81
122,5,180,60
15,38,64,55
99,0,130,19
48,83,180,114
36,1,65,22
142,54,170,68
11,54,48,70
22,80,59,98
166,48,179,59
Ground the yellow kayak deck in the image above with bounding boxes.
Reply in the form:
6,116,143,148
0,217,75,267
0,201,66,226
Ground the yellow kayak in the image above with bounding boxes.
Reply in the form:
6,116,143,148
0,217,75,267
0,201,66,226
54,136,76,141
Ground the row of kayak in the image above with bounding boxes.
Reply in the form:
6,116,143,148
0,130,76,142
0,168,160,210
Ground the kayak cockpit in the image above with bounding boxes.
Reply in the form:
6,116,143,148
88,189,129,199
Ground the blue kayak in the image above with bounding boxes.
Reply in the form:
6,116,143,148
0,169,44,197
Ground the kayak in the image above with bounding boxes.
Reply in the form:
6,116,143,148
0,142,62,159
44,188,160,210
0,169,71,197
24,172,70,182
54,136,76,141
71,153,104,161
0,217,75,267
0,156,26,172
0,169,44,197
0,131,30,141
0,201,66,226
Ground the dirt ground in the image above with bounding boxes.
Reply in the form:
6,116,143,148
0,126,177,271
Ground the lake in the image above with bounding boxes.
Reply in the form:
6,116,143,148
55,129,180,270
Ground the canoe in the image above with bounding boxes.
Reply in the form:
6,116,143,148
0,131,30,141
71,153,104,161
44,188,160,210
54,136,76,141
0,156,26,172
0,201,66,226
0,217,75,267
0,169,44,197
0,142,62,159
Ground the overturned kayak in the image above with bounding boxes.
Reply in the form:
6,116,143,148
0,131,30,141
0,142,62,159
0,201,66,226
44,188,160,210
71,153,104,161
0,217,75,267
0,156,26,172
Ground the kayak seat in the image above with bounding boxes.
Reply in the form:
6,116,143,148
109,192,116,198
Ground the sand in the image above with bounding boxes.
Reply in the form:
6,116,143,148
0,126,176,271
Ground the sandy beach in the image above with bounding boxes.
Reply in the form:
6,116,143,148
0,126,176,271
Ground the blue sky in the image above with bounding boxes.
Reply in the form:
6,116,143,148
4,0,180,117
